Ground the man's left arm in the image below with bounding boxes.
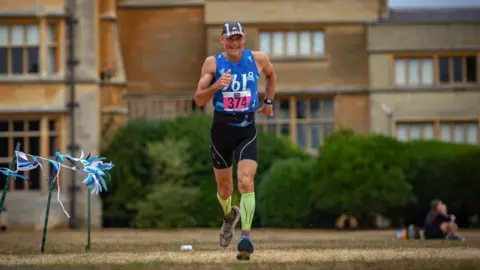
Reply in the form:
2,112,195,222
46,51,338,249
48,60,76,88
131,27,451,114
254,51,276,100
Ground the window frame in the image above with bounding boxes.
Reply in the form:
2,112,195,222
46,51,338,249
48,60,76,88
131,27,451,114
392,52,479,87
46,19,61,75
0,115,63,192
394,57,435,86
393,118,480,145
255,94,335,154
0,18,62,77
257,27,326,60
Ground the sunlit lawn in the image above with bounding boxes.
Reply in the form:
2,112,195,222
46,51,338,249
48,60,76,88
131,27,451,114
1,228,480,269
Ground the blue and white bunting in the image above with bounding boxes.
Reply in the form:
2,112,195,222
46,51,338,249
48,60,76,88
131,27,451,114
0,151,114,218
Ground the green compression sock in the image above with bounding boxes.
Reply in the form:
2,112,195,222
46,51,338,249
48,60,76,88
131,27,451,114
240,192,256,231
217,193,232,216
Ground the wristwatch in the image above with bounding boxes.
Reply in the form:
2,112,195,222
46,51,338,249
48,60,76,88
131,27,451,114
264,98,274,105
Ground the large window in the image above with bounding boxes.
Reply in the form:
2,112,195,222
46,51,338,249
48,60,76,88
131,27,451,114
438,55,477,84
46,23,57,74
395,58,434,86
0,118,60,191
0,23,58,76
396,120,479,144
394,54,477,86
256,96,334,153
259,30,325,58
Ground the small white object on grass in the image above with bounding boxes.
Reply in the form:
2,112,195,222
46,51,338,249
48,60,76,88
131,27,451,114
180,245,193,251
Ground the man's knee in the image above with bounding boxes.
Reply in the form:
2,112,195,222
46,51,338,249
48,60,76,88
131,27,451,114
215,168,233,198
237,160,257,192
238,172,254,192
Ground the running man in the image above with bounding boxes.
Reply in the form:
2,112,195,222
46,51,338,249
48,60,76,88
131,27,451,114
194,22,276,260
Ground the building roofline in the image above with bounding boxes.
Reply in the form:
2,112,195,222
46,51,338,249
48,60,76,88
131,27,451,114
368,47,480,53
126,89,369,98
388,6,480,10
374,7,480,24
0,108,68,113
205,21,376,27
118,2,203,8
369,20,480,25
0,77,127,85
267,89,370,95
0,10,66,17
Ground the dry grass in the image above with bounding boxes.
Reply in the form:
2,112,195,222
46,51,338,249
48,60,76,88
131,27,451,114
1,229,480,269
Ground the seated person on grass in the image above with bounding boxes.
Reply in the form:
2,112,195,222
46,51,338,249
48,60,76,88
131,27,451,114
424,199,464,241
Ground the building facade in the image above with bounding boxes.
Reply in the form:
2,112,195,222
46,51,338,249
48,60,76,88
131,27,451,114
4,0,478,228
368,8,480,143
0,0,126,229
118,0,480,152
118,0,383,154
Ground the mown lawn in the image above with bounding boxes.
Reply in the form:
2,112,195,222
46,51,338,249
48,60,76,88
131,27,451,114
1,229,479,269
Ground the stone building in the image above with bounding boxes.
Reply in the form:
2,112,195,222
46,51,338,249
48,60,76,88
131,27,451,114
117,0,480,150
0,0,126,229
368,8,480,142
1,0,479,228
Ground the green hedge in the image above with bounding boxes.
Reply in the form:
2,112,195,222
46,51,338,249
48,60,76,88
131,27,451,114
257,158,316,228
101,116,480,229
310,133,416,218
395,140,480,226
101,113,310,228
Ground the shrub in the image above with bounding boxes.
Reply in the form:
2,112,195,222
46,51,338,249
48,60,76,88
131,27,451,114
257,158,316,228
128,136,198,228
396,140,480,226
100,119,170,227
131,182,200,229
101,113,311,228
310,133,416,220
450,147,480,214
323,127,356,145
102,116,480,229
146,138,191,184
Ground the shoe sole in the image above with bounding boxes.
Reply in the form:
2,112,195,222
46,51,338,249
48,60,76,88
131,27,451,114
219,207,241,247
236,237,254,261
236,251,250,260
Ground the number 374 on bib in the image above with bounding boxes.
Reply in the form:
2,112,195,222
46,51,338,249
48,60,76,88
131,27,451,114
222,91,251,112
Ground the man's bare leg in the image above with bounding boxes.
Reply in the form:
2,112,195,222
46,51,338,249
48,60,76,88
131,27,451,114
215,167,240,247
236,159,257,260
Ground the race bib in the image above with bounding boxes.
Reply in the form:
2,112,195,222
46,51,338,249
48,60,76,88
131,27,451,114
223,91,251,112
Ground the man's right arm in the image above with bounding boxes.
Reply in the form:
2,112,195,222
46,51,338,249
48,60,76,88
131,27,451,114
194,56,217,107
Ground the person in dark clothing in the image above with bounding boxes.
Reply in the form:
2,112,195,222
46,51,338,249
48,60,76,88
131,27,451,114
424,199,464,241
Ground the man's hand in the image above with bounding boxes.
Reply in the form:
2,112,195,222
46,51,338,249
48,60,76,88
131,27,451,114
195,57,229,106
257,104,273,116
252,51,276,117
213,69,231,90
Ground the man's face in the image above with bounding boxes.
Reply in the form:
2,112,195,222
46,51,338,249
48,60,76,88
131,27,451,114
221,34,245,57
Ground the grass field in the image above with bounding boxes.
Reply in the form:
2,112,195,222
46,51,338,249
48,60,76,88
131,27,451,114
1,228,480,269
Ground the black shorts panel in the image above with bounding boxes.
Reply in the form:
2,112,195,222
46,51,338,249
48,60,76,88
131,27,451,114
234,131,257,163
210,121,257,169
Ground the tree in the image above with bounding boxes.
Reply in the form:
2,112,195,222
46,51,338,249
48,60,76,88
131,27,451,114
257,158,315,228
100,119,170,227
101,113,312,228
310,133,416,220
129,138,201,228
